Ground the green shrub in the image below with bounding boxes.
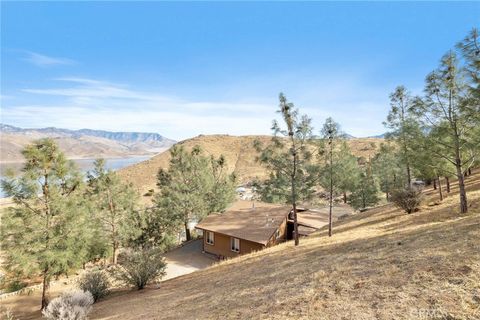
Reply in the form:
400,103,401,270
391,188,423,214
6,279,27,293
77,270,110,302
112,247,166,290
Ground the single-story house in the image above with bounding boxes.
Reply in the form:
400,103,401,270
195,201,291,259
195,201,353,259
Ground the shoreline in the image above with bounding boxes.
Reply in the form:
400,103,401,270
0,153,156,164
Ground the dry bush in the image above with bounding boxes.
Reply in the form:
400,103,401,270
77,270,110,302
391,187,423,213
42,290,93,320
1,307,17,320
112,248,166,290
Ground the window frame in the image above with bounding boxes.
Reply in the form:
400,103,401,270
206,231,214,245
230,237,240,253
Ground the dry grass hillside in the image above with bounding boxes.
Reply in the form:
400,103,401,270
118,135,383,195
89,169,480,319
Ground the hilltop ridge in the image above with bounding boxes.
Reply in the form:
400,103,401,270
118,134,383,195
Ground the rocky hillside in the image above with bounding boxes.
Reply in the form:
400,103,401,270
118,134,383,195
0,124,175,162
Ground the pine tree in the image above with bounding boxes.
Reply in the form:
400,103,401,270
0,139,89,309
254,93,318,245
86,159,139,264
205,154,236,214
155,145,235,241
456,28,480,101
414,51,479,213
383,86,423,186
317,118,359,236
122,206,180,251
335,142,361,204
372,143,405,201
349,170,380,211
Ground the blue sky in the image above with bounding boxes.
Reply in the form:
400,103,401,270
1,2,478,140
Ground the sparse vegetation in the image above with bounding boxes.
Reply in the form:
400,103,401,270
317,118,362,235
391,187,424,214
348,170,380,211
0,307,17,320
88,169,480,320
77,270,110,302
42,290,94,320
112,247,166,290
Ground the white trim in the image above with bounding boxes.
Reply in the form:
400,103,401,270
206,231,214,245
230,237,240,252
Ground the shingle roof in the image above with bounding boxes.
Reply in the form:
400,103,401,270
195,201,290,245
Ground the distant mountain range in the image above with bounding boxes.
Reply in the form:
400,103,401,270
0,124,176,162
341,133,386,139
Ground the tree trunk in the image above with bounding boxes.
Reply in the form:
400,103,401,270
437,176,443,201
456,164,468,213
292,203,299,246
445,176,450,193
328,144,333,237
457,168,468,213
41,271,50,310
292,168,299,246
406,164,412,188
112,241,117,265
291,138,299,245
362,189,366,210
185,221,191,241
111,220,117,264
343,192,347,204
433,179,437,190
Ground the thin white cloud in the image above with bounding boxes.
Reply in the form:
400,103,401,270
6,76,389,140
23,51,76,67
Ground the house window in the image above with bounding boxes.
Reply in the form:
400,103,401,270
206,231,214,245
231,237,240,252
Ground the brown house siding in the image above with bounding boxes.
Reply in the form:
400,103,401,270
202,231,264,258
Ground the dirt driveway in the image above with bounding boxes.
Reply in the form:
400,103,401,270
163,239,215,280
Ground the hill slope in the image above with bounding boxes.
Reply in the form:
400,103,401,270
118,134,383,194
0,124,175,162
90,169,480,320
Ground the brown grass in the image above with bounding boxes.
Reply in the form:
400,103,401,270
118,134,383,198
83,169,480,320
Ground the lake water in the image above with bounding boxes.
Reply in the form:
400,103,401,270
0,156,151,198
